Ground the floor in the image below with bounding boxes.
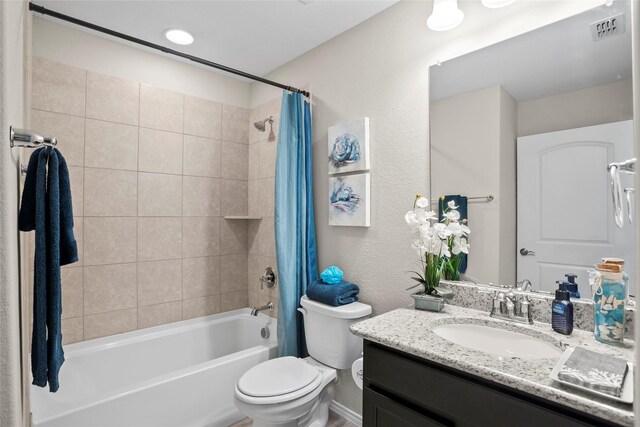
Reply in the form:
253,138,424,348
229,410,359,427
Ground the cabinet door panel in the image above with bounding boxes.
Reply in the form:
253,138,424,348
364,388,450,427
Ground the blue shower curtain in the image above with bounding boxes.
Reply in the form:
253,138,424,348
275,91,318,357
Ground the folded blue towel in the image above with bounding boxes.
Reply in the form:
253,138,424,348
19,147,77,392
307,279,359,306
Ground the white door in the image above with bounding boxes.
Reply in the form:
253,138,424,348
517,120,635,297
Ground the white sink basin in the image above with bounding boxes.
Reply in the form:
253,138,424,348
432,323,562,360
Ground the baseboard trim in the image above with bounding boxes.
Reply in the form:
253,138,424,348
330,400,362,426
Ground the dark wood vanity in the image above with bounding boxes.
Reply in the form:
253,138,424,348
362,340,623,427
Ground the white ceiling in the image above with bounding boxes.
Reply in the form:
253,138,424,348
36,0,398,78
430,1,632,102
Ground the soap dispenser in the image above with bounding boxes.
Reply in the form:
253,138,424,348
560,273,581,299
552,288,573,335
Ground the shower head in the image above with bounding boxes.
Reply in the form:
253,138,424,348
254,116,274,132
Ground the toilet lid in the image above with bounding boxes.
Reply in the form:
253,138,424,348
237,357,320,397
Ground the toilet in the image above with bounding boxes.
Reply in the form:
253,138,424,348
234,295,372,427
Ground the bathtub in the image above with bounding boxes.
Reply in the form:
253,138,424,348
30,309,277,427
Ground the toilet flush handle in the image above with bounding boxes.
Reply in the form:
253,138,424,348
297,307,307,317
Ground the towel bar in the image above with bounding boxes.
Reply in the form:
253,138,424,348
9,126,57,148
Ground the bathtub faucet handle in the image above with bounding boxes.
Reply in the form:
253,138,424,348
259,267,277,290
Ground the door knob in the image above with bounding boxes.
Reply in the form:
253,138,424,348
520,248,536,256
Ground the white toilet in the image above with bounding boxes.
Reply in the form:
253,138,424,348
234,295,372,427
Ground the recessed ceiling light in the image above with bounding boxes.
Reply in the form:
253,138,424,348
427,0,464,31
164,28,194,45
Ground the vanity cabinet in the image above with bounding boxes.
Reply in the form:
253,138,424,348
362,340,621,427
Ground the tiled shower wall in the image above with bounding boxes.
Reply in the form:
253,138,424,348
27,57,251,343
248,97,281,318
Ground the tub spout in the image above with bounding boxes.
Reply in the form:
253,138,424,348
251,302,273,316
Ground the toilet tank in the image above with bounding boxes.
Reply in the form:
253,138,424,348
299,295,372,370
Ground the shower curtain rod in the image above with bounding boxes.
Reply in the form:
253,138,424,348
28,2,311,98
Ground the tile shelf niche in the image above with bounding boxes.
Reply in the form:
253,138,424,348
223,216,263,220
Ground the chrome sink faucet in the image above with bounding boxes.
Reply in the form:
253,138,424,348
490,286,533,324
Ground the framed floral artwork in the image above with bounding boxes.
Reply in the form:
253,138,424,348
327,117,370,175
328,173,370,227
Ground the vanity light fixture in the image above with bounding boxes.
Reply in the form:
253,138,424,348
481,0,516,8
164,28,194,45
427,0,464,31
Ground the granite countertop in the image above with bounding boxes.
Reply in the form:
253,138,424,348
350,304,635,426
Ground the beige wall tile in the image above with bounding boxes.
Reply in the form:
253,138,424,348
221,291,248,312
61,267,83,319
84,308,137,340
184,95,222,139
221,142,249,180
85,119,138,171
182,295,220,320
138,128,183,175
220,179,248,217
259,139,277,179
68,166,84,217
86,71,139,125
248,254,262,294
182,217,220,258
247,220,260,256
62,317,84,345
183,135,221,178
31,109,85,166
138,217,182,261
84,263,137,315
248,180,260,217
222,104,249,144
84,217,137,265
32,57,86,116
138,173,182,216
140,84,183,133
258,177,275,218
221,254,248,293
258,217,276,257
221,219,248,255
248,291,260,308
182,256,220,299
248,143,260,181
249,107,262,144
138,259,182,306
183,176,220,217
138,301,182,329
84,168,137,216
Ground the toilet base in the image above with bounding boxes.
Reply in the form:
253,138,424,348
240,383,335,427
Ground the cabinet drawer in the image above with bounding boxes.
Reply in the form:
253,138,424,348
364,388,451,427
364,341,608,427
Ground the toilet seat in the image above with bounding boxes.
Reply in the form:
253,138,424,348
235,357,324,405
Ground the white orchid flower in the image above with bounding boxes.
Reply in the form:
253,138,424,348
432,222,452,240
444,209,460,222
453,239,470,255
415,197,430,208
447,200,458,210
405,210,418,226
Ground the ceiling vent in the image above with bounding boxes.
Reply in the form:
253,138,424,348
590,13,625,41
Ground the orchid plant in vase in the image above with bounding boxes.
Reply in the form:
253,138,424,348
404,195,450,298
440,200,471,281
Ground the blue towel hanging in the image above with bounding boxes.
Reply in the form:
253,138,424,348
19,147,78,392
438,195,468,273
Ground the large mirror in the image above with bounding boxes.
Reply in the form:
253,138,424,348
429,1,634,299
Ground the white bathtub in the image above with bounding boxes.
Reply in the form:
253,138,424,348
30,309,277,427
